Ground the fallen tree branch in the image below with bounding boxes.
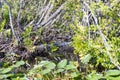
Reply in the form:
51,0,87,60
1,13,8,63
28,41,74,62
35,42,72,54
36,2,65,28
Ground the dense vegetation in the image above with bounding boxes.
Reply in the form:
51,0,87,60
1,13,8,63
0,0,120,80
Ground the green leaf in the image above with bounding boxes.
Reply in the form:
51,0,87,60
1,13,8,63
40,69,51,75
106,70,120,76
23,38,33,46
16,61,25,66
65,64,76,70
26,26,32,33
21,26,32,37
37,61,56,70
12,61,25,68
57,59,67,68
54,69,64,74
0,61,25,74
44,61,56,70
0,74,14,79
87,73,103,80
81,54,92,64
51,44,58,52
4,29,11,37
0,68,12,74
70,72,80,78
107,76,120,80
38,61,48,66
33,61,48,70
0,19,6,32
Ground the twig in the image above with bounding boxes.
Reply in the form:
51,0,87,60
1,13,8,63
3,0,17,40
17,0,24,31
